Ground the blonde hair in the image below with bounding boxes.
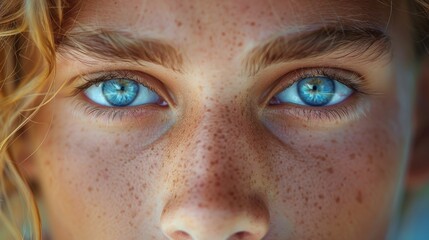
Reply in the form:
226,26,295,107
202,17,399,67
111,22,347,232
1,0,63,239
0,0,428,239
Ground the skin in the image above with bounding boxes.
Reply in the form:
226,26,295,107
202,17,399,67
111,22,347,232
24,0,420,239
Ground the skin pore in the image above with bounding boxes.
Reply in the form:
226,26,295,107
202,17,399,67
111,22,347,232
22,0,418,239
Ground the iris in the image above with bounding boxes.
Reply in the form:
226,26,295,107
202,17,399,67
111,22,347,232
297,77,334,106
273,75,352,107
102,79,139,106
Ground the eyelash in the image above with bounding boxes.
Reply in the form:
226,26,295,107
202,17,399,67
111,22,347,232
271,68,369,95
72,68,372,123
72,70,167,121
73,70,160,95
266,67,373,122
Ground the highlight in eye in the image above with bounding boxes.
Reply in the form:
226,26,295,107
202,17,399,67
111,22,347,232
271,76,353,107
264,67,374,122
84,78,165,107
73,70,170,109
101,79,139,106
68,70,173,122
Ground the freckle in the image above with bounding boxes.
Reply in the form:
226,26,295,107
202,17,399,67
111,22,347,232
335,196,340,203
88,187,93,192
249,21,255,26
312,154,326,161
124,144,129,148
374,133,379,140
349,154,355,159
326,167,334,174
210,159,218,166
356,190,363,204
331,139,337,144
318,194,324,199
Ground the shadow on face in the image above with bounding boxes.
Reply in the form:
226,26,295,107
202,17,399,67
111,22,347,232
18,0,429,239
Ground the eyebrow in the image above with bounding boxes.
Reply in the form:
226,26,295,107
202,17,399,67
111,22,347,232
244,26,391,76
56,28,184,72
57,25,391,76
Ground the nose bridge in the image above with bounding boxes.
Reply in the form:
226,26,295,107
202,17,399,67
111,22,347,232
165,100,268,205
159,102,270,240
181,101,255,186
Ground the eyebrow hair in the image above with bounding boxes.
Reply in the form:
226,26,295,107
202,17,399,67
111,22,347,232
243,26,392,76
56,28,184,72
57,26,391,76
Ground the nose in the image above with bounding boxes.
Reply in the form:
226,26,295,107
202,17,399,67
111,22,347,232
160,196,269,240
159,104,270,240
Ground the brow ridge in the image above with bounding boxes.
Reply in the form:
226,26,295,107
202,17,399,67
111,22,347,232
57,28,184,72
243,26,392,76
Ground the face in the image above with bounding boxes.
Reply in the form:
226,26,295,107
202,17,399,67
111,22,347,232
27,0,416,239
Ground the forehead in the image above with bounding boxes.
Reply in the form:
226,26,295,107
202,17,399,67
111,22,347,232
77,0,393,42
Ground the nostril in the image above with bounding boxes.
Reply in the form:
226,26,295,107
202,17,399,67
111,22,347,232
171,230,193,240
228,231,255,240
160,195,269,240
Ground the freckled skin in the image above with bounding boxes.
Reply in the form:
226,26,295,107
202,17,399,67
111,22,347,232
26,0,415,239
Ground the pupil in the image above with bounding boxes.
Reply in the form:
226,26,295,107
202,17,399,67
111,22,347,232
297,77,335,106
102,79,139,106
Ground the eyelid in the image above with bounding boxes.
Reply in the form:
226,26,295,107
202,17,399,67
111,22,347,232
72,70,175,107
263,67,369,106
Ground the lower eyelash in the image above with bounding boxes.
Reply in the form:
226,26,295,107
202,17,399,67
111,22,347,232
268,93,370,123
71,99,164,123
73,101,128,122
83,105,126,120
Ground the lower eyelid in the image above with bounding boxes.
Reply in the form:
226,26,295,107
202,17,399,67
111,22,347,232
267,105,355,123
265,92,369,123
71,96,168,124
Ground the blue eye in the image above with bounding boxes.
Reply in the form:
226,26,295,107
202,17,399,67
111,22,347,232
273,77,353,106
84,78,164,107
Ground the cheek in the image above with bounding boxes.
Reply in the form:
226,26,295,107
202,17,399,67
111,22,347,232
30,103,170,237
263,103,408,237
